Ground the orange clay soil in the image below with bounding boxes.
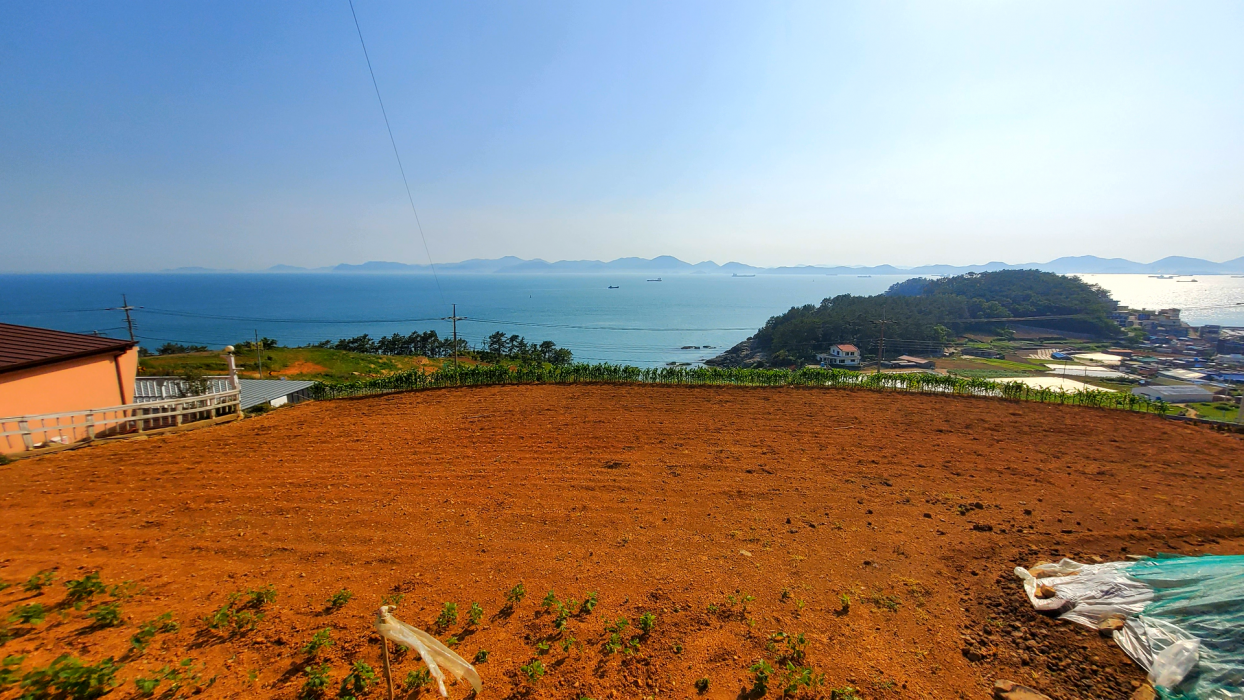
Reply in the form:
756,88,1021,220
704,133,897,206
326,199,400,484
1,384,1242,700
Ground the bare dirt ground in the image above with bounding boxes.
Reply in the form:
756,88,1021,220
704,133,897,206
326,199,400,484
2,384,1242,700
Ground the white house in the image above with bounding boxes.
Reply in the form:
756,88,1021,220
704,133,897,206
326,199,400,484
817,344,861,368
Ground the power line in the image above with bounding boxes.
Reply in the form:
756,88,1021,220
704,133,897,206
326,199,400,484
347,0,446,308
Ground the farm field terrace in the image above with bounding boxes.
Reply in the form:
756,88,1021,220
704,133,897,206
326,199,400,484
1,384,1242,700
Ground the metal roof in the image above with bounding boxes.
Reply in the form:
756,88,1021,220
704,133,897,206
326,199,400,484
1131,385,1215,403
238,379,317,410
0,323,136,376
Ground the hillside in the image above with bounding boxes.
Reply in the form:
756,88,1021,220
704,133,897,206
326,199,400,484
138,347,447,383
711,270,1121,367
1,385,1240,699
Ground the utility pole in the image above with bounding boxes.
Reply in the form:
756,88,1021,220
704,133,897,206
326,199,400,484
107,295,137,341
874,309,894,375
444,304,465,373
255,330,262,379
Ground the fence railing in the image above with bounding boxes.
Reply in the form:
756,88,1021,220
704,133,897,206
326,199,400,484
1,388,240,455
310,363,1167,414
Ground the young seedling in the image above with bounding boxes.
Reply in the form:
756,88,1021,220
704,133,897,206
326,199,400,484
300,663,331,699
637,612,656,635
339,660,377,698
9,603,46,625
15,654,121,699
467,602,483,627
779,588,792,603
435,602,458,631
780,661,823,696
22,570,55,594
519,659,545,683
749,659,774,696
326,589,353,611
579,591,598,615
694,677,710,693
541,590,558,609
130,613,178,654
404,668,431,689
839,593,851,614
63,573,106,608
86,602,123,628
381,593,405,607
472,649,489,664
1,655,24,686
560,636,578,652
505,583,526,606
446,636,460,647
302,628,334,656
108,580,143,600
246,584,277,607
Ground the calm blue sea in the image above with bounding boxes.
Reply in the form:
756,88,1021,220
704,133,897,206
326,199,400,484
1,273,1240,366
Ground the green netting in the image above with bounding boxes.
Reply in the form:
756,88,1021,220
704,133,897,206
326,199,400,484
1121,555,1244,700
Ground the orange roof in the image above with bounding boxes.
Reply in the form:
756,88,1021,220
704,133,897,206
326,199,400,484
834,344,858,352
0,323,135,376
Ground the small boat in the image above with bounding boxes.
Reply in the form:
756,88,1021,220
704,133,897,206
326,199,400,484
732,273,755,278
646,278,662,282
1177,279,1198,283
607,285,619,289
1150,275,1176,279
857,275,871,278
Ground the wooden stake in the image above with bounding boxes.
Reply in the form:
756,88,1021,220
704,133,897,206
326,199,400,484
382,638,394,700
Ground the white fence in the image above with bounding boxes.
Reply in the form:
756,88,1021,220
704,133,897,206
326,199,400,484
1,388,240,455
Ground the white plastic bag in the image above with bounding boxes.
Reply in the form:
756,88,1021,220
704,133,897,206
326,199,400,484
1149,638,1200,689
374,606,482,697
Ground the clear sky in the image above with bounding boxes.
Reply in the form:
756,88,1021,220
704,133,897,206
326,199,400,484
3,1,1243,272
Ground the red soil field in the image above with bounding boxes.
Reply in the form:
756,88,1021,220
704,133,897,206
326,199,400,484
1,384,1241,700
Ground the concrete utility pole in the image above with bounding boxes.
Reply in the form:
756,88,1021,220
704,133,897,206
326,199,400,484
1237,393,1243,425
445,304,465,373
107,295,137,341
875,310,894,374
255,330,262,379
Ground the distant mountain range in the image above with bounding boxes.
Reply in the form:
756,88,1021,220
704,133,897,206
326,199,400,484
163,254,1244,276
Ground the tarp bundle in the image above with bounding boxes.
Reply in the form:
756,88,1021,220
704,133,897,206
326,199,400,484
374,606,482,698
1016,555,1244,699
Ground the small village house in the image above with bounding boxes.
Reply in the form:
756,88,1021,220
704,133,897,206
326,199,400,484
817,344,861,368
1,324,139,452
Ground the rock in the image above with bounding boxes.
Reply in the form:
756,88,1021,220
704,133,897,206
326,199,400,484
993,679,1052,700
972,523,994,532
1035,584,1057,599
1131,684,1156,700
963,647,984,662
1098,617,1126,635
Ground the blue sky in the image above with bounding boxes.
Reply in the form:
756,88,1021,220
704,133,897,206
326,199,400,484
3,1,1242,272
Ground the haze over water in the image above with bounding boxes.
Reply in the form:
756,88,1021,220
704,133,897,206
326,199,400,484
1,274,1239,367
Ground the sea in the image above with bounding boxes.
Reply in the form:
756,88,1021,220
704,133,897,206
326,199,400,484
1,273,1241,367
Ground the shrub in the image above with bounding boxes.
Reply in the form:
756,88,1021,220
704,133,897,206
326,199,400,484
467,602,483,627
17,655,120,699
519,659,545,683
339,660,377,697
300,663,331,699
302,628,334,656
326,589,353,611
64,573,106,607
10,603,46,625
86,602,123,628
22,570,56,594
435,602,457,631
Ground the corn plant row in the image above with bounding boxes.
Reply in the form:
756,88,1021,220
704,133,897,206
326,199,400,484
308,364,1166,414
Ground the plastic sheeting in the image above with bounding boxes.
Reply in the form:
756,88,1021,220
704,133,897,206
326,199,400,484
1015,555,1244,700
374,606,482,698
